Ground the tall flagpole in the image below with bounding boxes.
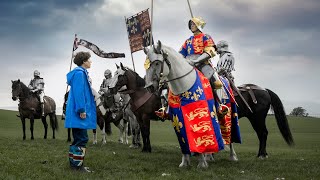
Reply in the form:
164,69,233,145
124,16,136,72
187,0,194,18
150,0,154,46
68,34,77,72
66,34,77,93
63,34,76,117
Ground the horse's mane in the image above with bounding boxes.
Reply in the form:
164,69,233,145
17,80,31,95
125,67,145,88
162,44,185,62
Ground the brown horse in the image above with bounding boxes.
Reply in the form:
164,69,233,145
11,79,58,140
109,63,161,152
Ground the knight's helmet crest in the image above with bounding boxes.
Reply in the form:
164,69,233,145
217,40,229,52
189,17,206,32
34,70,40,77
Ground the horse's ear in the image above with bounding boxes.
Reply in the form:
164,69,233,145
115,63,120,69
11,80,13,83
120,62,125,70
18,79,20,83
143,47,149,55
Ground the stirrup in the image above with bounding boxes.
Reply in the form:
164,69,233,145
155,107,168,120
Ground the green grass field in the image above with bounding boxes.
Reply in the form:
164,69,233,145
0,109,319,179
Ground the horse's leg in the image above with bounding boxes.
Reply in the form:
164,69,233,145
67,128,71,142
101,121,106,144
30,118,34,140
137,116,149,152
179,154,191,167
21,117,26,140
93,129,97,144
130,119,141,148
256,115,268,159
41,116,48,139
123,119,129,144
248,115,268,158
116,121,124,144
197,153,209,168
229,143,238,161
142,114,151,152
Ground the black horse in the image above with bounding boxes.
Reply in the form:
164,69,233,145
232,83,294,158
11,79,58,140
109,63,161,152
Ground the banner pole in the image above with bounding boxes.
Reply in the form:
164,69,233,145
62,34,76,117
187,0,194,18
124,16,136,72
150,0,154,46
65,34,76,93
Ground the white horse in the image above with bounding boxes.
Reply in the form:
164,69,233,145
144,41,239,168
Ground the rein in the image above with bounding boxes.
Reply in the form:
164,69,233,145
156,51,195,85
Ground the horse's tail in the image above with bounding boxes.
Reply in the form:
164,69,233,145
266,89,294,146
50,112,59,131
54,113,59,131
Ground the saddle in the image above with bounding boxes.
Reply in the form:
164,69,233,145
234,84,266,104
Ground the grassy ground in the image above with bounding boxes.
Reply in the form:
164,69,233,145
0,109,319,179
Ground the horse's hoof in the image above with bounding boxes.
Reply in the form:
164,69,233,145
258,156,267,160
23,137,26,140
179,163,188,168
31,137,34,140
67,139,71,142
44,136,47,139
230,156,238,161
93,141,97,145
197,163,209,169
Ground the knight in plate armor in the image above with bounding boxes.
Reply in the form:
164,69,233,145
28,70,45,117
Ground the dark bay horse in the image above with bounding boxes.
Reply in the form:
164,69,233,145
109,63,161,152
11,79,58,140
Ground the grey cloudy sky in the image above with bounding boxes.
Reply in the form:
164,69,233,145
1,0,319,116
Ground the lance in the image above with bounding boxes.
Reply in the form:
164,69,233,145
219,76,239,108
227,77,254,113
187,0,194,18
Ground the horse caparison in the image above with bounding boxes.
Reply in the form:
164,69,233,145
11,79,58,140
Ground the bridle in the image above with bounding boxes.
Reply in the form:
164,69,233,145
150,50,194,86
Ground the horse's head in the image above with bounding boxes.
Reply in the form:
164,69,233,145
11,79,22,101
108,63,129,94
144,40,171,91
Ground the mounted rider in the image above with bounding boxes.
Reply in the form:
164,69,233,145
99,69,114,109
28,70,45,117
179,17,222,90
216,40,235,82
155,17,225,119
99,69,113,94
